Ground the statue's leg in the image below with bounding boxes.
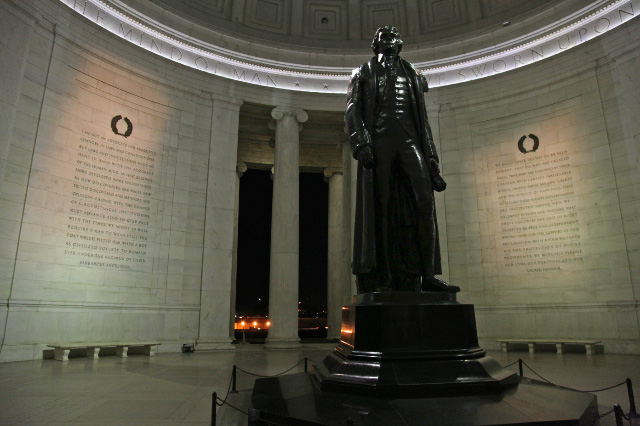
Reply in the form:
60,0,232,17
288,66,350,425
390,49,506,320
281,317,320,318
396,138,435,272
356,274,379,294
397,139,459,292
373,135,395,289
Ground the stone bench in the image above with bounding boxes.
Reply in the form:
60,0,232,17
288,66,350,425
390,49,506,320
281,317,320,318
496,339,601,355
47,342,160,361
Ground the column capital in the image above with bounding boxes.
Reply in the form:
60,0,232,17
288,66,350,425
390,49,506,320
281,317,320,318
237,162,247,177
271,107,308,124
323,168,343,182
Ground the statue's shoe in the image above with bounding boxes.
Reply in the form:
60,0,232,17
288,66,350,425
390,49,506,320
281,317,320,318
422,276,460,293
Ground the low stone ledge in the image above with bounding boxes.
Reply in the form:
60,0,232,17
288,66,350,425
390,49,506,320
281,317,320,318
47,342,161,361
496,339,601,355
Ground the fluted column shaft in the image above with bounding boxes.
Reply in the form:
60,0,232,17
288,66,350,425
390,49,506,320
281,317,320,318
265,108,307,349
325,169,350,339
229,162,247,338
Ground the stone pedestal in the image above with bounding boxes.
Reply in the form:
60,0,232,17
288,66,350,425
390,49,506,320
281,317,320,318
250,292,598,426
315,292,518,397
249,374,599,426
251,291,599,425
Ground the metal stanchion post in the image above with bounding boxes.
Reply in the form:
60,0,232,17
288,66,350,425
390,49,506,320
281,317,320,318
304,358,308,373
627,378,637,415
518,359,523,378
614,404,624,426
231,365,238,393
212,392,217,426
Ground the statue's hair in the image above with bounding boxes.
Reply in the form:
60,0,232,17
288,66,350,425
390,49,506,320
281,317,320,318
371,26,403,55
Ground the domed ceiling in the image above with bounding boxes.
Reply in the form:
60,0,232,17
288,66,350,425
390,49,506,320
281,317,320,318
63,0,638,92
145,0,557,48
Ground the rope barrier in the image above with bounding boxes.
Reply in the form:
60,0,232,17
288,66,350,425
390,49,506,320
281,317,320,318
514,360,638,424
215,374,234,407
212,357,317,424
235,357,308,377
213,374,249,424
519,360,627,393
599,407,615,418
212,357,636,425
519,360,554,384
580,381,629,394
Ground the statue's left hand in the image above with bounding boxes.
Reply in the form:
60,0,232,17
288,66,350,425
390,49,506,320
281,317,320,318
432,174,447,192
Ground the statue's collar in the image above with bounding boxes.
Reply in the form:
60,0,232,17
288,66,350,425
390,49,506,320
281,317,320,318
378,53,400,64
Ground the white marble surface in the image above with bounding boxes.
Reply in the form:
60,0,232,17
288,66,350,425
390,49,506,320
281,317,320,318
325,170,349,340
0,0,216,361
0,346,637,425
265,108,307,349
197,99,241,351
433,16,640,352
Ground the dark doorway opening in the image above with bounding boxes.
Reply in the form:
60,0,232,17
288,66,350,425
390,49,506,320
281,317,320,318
298,172,329,339
236,169,272,319
234,169,329,341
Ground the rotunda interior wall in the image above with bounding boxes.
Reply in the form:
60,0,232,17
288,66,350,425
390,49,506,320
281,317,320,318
0,0,638,361
425,18,640,353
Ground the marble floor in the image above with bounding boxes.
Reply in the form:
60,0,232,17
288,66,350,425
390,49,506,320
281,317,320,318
0,343,638,425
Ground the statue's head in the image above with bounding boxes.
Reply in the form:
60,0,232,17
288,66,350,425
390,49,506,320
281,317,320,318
371,26,403,55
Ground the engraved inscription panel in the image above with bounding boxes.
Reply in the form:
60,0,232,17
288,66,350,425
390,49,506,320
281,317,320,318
64,127,158,271
15,63,189,295
488,148,583,274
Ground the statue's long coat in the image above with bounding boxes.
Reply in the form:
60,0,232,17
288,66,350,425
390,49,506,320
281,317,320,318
345,56,442,275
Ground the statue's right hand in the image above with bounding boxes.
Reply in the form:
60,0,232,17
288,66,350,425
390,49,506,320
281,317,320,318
355,146,374,168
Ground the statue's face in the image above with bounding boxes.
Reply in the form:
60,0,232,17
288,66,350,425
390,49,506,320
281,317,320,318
377,30,400,55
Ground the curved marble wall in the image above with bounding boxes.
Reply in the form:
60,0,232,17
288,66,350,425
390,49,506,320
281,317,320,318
0,0,638,361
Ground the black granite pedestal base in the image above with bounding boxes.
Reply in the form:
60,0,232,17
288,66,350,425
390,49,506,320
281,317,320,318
249,292,599,424
315,292,517,397
249,373,599,426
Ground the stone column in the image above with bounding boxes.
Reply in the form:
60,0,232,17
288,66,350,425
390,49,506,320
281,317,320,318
197,97,242,351
229,162,247,339
324,168,350,339
264,107,307,349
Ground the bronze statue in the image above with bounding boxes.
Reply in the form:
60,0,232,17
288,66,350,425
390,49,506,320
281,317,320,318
346,26,458,294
